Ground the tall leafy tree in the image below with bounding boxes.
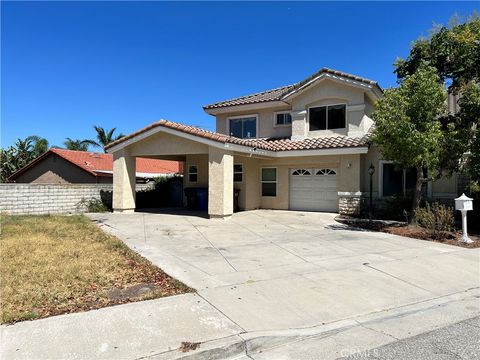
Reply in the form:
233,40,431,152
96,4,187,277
372,64,448,212
394,14,480,183
0,135,50,182
63,138,97,151
91,126,124,152
26,135,49,158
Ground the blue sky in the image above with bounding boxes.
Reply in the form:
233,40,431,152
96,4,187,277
2,1,478,149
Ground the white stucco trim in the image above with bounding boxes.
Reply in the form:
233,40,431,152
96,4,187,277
205,101,288,115
347,104,366,112
274,147,368,157
94,170,175,178
281,74,383,101
106,124,264,156
107,123,368,158
338,191,363,196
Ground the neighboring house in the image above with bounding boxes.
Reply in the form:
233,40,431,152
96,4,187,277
104,67,458,217
7,148,183,184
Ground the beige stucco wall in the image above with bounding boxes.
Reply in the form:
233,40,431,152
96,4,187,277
216,106,292,139
214,79,374,141
181,152,361,212
128,131,208,157
112,150,136,213
11,153,102,184
249,154,361,210
208,147,233,217
290,79,368,138
361,146,458,199
184,154,209,187
233,155,261,210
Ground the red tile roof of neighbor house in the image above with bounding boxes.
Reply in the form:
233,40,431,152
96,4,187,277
105,119,371,152
203,67,382,110
7,148,183,181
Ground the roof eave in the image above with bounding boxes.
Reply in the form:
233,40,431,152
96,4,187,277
281,73,383,102
203,100,289,115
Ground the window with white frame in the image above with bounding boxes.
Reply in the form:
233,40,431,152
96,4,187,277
261,168,277,197
229,116,257,138
309,104,346,131
188,165,198,182
274,112,292,126
234,164,243,182
380,162,417,197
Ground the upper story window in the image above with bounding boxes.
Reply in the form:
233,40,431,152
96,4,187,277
309,104,346,131
274,112,292,126
229,116,257,139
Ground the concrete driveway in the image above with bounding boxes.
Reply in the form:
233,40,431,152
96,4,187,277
3,210,478,360
89,210,480,333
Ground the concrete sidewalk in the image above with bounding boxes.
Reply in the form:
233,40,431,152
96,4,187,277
0,293,242,359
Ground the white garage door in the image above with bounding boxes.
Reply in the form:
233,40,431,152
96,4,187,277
289,168,338,212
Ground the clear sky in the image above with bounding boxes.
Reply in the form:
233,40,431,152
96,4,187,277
1,1,478,149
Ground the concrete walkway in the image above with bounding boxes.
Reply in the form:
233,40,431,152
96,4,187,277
2,210,479,359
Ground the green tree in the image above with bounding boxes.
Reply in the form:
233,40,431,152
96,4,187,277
26,135,49,158
372,65,448,213
0,135,50,182
91,126,124,152
394,14,480,182
0,147,17,182
63,138,97,151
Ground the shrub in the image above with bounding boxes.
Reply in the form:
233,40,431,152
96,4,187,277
380,192,414,221
414,202,454,237
76,198,110,213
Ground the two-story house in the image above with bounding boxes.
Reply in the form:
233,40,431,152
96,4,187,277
105,68,458,217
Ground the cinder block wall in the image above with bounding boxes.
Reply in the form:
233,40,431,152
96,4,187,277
0,183,152,215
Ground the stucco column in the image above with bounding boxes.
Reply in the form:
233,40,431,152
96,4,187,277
208,146,233,218
112,150,136,213
338,154,362,215
291,110,307,141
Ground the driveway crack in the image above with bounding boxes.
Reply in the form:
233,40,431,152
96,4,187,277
229,218,315,265
183,217,238,272
363,263,435,294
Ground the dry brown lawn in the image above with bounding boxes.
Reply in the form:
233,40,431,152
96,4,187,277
0,214,191,324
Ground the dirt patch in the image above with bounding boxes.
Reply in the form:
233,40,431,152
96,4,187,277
384,225,480,248
336,216,480,249
107,283,158,301
179,341,201,353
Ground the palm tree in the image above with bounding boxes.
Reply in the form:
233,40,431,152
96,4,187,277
25,135,49,158
91,126,125,152
63,138,97,151
14,137,35,168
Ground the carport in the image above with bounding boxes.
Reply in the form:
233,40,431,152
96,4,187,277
105,120,273,218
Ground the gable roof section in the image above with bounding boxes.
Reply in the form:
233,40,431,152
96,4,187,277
203,67,382,111
7,148,182,181
105,119,371,154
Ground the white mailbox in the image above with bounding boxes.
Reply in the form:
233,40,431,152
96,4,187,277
455,193,473,211
455,193,474,244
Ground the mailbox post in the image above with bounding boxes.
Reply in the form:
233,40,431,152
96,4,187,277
455,193,473,244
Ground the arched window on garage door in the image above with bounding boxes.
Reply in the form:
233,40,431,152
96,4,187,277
291,169,312,176
315,168,337,176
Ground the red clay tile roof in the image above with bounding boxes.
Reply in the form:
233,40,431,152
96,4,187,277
105,119,370,153
7,148,182,181
204,67,381,110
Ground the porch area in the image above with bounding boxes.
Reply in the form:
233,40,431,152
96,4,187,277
106,120,366,217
